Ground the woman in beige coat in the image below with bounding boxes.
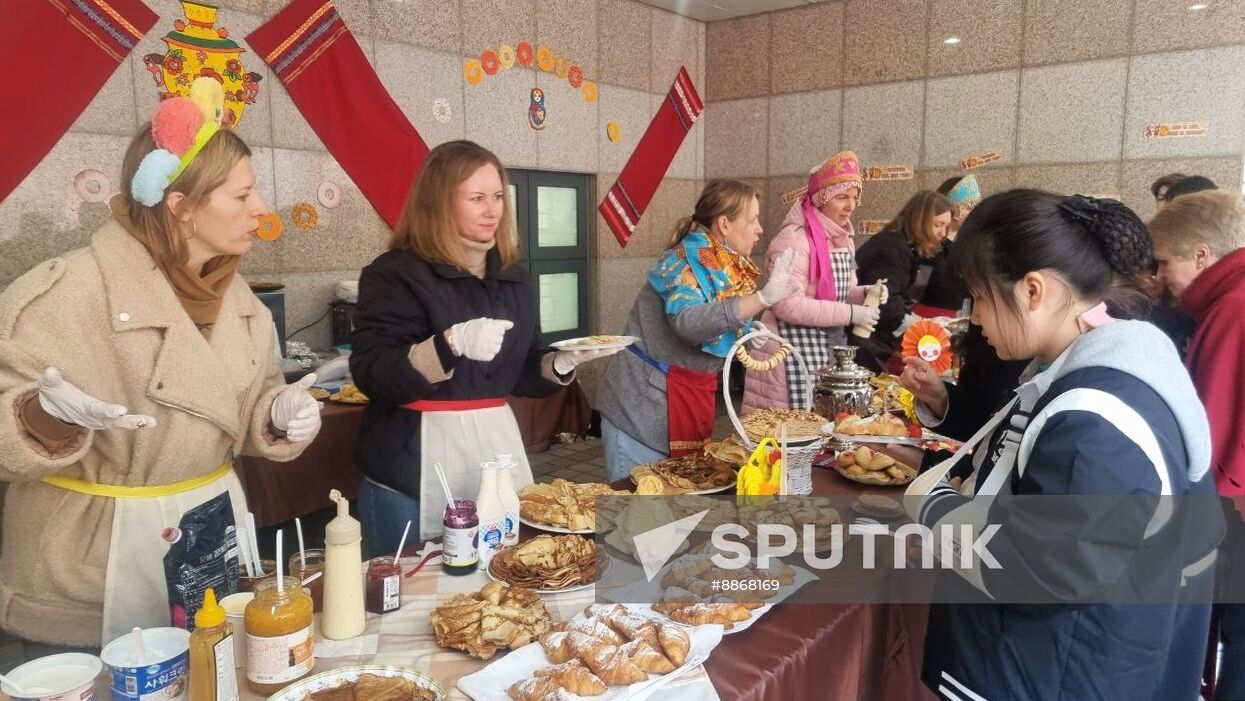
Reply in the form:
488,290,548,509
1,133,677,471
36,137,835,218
0,80,321,647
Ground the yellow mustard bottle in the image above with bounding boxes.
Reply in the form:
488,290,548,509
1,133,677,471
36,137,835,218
244,577,314,695
189,588,239,701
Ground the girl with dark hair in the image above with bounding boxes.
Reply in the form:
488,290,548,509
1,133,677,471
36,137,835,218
905,190,1222,701
854,190,953,370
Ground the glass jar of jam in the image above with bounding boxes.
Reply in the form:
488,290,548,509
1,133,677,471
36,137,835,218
443,500,479,576
364,558,402,614
244,576,314,695
237,559,277,593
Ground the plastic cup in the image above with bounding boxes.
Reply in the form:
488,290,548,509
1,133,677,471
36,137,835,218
100,627,190,701
0,653,101,701
220,592,255,669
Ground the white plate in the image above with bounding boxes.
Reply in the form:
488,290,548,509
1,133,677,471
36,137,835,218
486,546,610,594
518,514,595,535
549,335,640,351
268,665,445,700
606,565,818,635
457,612,723,701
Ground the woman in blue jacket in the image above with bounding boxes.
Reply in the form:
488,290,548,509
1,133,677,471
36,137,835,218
905,190,1223,701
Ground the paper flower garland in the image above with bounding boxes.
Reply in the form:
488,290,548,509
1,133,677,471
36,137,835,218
291,202,319,231
902,319,953,374
464,41,596,103
256,212,283,241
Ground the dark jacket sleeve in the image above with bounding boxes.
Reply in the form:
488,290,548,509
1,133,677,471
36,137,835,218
349,260,461,406
510,318,564,399
856,233,914,339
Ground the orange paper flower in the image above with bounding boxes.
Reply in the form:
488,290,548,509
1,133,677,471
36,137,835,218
291,202,319,231
554,55,569,78
463,59,484,86
582,80,598,103
902,319,953,374
497,44,516,69
536,46,554,72
256,212,283,241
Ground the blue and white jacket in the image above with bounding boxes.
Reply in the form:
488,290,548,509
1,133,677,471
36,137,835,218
911,320,1224,701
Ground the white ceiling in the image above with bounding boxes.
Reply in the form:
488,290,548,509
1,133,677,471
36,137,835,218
635,0,826,22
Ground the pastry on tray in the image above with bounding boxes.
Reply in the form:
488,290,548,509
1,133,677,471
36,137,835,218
512,605,693,700
489,534,600,590
519,479,630,531
430,580,551,659
739,408,826,442
630,454,735,495
835,446,917,486
834,412,909,437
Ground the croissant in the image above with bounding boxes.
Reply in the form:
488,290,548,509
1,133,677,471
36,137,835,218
507,677,588,701
660,554,711,588
578,639,649,685
532,659,609,695
564,616,624,646
657,624,690,666
632,468,666,496
652,586,699,614
604,608,660,649
539,630,576,664
619,638,676,674
668,603,752,630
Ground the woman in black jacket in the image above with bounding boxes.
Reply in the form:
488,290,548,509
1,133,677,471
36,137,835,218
854,190,953,371
349,141,619,552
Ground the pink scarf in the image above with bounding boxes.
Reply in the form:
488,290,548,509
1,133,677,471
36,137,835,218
801,195,854,302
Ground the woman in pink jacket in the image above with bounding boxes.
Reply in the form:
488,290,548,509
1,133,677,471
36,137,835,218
743,151,885,411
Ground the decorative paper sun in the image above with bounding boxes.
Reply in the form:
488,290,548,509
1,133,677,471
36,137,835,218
902,319,953,374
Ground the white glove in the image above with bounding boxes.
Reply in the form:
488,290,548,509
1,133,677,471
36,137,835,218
449,318,514,362
270,373,322,442
37,368,156,431
850,304,880,331
757,248,800,307
552,347,622,375
748,320,773,349
871,280,889,306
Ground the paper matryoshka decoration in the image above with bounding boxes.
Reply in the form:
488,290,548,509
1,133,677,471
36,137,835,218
902,319,953,374
143,2,259,127
528,88,547,131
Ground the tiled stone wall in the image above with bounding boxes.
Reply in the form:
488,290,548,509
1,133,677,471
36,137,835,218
0,0,707,405
704,0,1245,250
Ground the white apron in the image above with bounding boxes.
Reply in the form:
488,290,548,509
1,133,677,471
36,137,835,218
97,468,247,645
416,404,533,540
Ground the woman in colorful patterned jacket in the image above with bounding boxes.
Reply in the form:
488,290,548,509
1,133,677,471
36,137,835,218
742,151,886,411
598,181,800,481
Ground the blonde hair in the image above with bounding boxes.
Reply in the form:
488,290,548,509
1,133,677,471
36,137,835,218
670,180,760,248
389,140,518,270
119,123,252,269
1148,189,1245,258
883,190,951,258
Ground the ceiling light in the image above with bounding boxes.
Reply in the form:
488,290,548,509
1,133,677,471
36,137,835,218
943,36,962,45
1189,3,1209,9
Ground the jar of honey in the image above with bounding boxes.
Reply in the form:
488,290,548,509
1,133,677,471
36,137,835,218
244,577,314,695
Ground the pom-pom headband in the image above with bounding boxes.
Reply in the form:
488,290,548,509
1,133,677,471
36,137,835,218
131,77,225,207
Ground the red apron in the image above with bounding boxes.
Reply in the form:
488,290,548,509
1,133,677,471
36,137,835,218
665,365,719,457
628,346,718,457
